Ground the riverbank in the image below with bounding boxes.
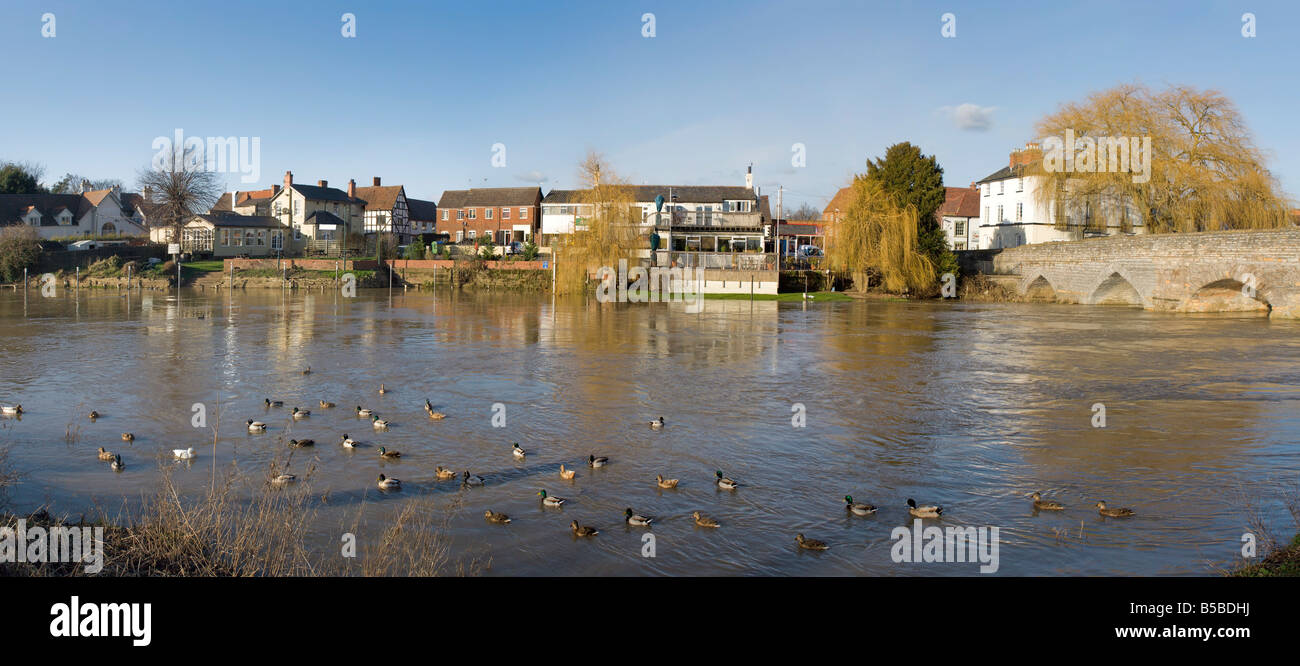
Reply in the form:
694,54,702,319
1232,534,1300,577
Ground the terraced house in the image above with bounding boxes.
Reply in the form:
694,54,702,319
436,187,541,244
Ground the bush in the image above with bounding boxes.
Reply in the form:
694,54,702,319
0,226,41,282
521,241,540,261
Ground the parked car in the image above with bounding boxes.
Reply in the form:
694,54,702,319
501,241,525,255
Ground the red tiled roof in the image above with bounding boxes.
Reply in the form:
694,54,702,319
937,186,980,219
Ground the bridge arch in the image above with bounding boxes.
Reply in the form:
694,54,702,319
1088,271,1144,307
1177,278,1270,314
1023,275,1057,302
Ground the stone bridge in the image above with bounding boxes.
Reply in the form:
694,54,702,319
970,229,1300,318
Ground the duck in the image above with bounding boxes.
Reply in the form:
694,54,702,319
319,400,336,408
1096,501,1136,517
844,495,878,515
656,474,679,489
88,411,101,420
692,511,720,528
512,443,526,459
271,473,297,485
0,405,22,415
377,446,401,459
588,454,609,468
649,416,665,430
355,406,374,417
423,399,434,413
715,470,738,490
110,455,125,472
291,407,311,419
120,432,135,442
484,510,511,524
796,534,830,550
378,384,389,395
288,438,315,448
1031,492,1065,511
265,398,283,408
462,471,485,487
371,415,390,430
376,473,401,490
427,410,447,420
906,498,943,518
537,489,565,506
559,464,576,480
173,447,197,460
435,466,457,480
97,447,115,461
302,366,312,375
340,434,358,448
624,508,653,526
570,520,598,537
246,420,267,432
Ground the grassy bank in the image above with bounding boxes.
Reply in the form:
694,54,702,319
1232,533,1300,577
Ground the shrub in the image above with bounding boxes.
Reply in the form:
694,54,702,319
0,225,41,282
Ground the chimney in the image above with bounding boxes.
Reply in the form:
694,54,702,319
230,191,238,210
271,184,281,195
745,164,753,190
284,170,293,189
80,178,92,194
318,180,328,188
372,176,381,186
348,179,356,197
1010,142,1042,169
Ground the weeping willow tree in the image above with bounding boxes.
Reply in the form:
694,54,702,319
1029,83,1292,234
826,176,935,293
554,151,645,294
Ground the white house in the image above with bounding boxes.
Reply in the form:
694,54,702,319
936,186,981,251
0,185,148,239
264,171,366,253
973,144,1144,249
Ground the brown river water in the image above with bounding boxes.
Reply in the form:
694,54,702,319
1,286,1298,575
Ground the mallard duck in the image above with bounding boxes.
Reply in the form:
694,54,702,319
484,510,511,524
265,398,283,407
656,474,679,489
88,411,100,420
649,416,665,430
97,447,115,461
435,466,457,480
0,405,22,415
378,384,389,394
559,464,576,480
356,406,374,417
423,399,434,413
512,443,526,459
302,366,312,375
246,419,267,432
173,447,197,460
624,508,653,526
906,498,942,518
271,473,297,485
110,455,125,471
1096,501,1135,517
288,438,315,448
340,434,358,448
715,470,738,490
844,495,878,515
692,511,720,528
537,489,565,506
377,446,400,459
1031,492,1065,511
377,473,401,490
121,432,135,442
588,454,609,468
462,471,485,487
796,534,829,550
291,407,311,419
319,400,336,408
427,411,447,420
570,520,598,537
371,415,390,429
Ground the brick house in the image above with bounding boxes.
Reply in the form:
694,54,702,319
436,187,541,244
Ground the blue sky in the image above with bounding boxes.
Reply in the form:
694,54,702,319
3,0,1298,211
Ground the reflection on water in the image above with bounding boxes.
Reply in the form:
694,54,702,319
1,288,1298,576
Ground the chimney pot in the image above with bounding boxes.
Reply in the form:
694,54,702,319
348,179,357,197
373,177,381,186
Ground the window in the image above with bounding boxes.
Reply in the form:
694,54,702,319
999,181,1004,194
486,208,493,220
996,205,1003,222
468,208,476,219
257,230,265,246
955,220,965,236
468,230,476,239
984,206,989,223
232,229,243,247
502,207,510,219
519,207,527,219
456,230,464,241
457,209,463,220
1016,178,1023,192
220,229,230,246
442,209,448,220
245,230,256,246
274,203,282,215
983,184,988,197
1016,203,1023,221
271,232,282,250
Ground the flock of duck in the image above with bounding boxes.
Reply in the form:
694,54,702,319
2,393,1139,551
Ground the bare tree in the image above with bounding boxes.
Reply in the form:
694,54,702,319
136,144,221,244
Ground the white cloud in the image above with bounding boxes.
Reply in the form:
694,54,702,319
515,170,548,183
942,103,996,132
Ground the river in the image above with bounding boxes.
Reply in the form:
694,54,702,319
1,286,1297,575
